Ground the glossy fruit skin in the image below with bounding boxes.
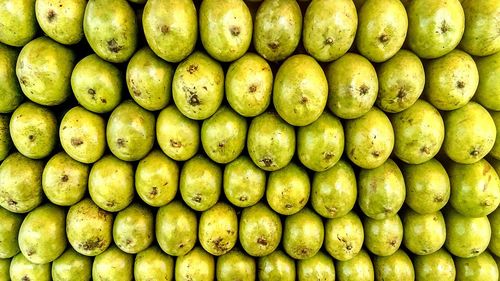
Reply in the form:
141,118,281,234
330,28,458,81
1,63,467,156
156,201,197,257
402,209,446,255
51,247,93,281
297,251,335,281
223,155,266,208
373,249,415,281
283,208,324,260
324,211,364,261
113,203,154,254
92,245,134,281
474,51,500,111
413,249,456,281
134,246,174,281
35,0,86,45
216,248,256,281
0,43,23,113
0,207,23,259
459,0,500,56
455,251,499,281
257,250,296,281
199,202,238,256
0,0,38,47
363,214,403,257
335,249,375,281
9,252,51,281
175,247,215,281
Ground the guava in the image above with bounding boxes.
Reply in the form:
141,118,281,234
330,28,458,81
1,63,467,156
223,155,266,208
266,163,310,215
324,211,364,261
199,202,238,256
51,248,92,281
113,203,154,254
175,247,215,281
257,250,295,281
156,201,197,256
403,209,446,255
216,248,256,281
35,0,86,45
373,249,415,281
283,208,324,260
92,245,133,281
134,246,174,281
363,214,403,257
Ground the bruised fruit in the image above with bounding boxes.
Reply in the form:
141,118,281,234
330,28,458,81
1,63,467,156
134,246,174,281
0,43,23,113
113,203,154,254
459,0,500,56
92,245,133,281
363,214,403,257
413,249,456,281
0,0,37,47
373,249,415,281
402,209,446,255
9,252,51,281
223,155,266,208
474,51,500,111
156,201,197,256
335,249,374,281
455,251,499,281
35,0,86,45
324,211,364,261
51,248,92,281
283,208,324,260
216,248,256,281
266,163,310,215
0,207,22,258
199,202,238,256
257,250,295,281
175,247,215,281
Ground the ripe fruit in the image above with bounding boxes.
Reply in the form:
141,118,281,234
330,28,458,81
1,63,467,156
134,246,174,281
51,248,92,281
459,0,500,56
156,201,197,256
324,211,364,261
175,247,215,281
413,249,456,281
113,203,154,254
373,250,415,281
297,252,335,281
257,250,295,281
0,0,37,47
199,202,238,256
283,208,324,260
335,249,374,281
0,207,22,259
474,51,500,111
0,43,23,113
223,155,266,208
363,214,403,257
9,252,51,281
402,209,446,255
92,245,133,281
266,163,310,215
35,0,86,45
216,248,256,281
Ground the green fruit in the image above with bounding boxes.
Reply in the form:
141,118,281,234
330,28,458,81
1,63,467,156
413,249,456,281
71,54,122,114
35,0,86,45
358,159,406,219
491,111,500,159
356,0,407,62
18,203,66,264
0,115,11,161
216,248,256,281
402,158,450,214
199,202,238,256
175,247,215,281
489,208,500,256
113,203,154,254
257,250,295,281
51,248,92,281
225,53,273,117
455,251,499,281
424,49,479,110
0,0,37,47
42,152,89,206
373,250,415,281
106,100,155,161
16,36,75,105
311,160,356,218
92,245,133,281
324,211,364,261
143,0,197,63
0,153,43,213
403,209,446,255
444,207,491,258
156,105,200,161
0,258,10,281
201,106,248,164
179,155,222,211
66,198,113,256
172,51,224,120
407,0,465,59
474,52,500,111
253,0,302,62
134,246,174,281
239,202,282,257
363,214,403,257
9,252,51,281
60,106,106,164
0,43,23,113
83,0,137,63
273,54,328,126
9,102,57,159
302,0,357,62
156,201,197,256
283,208,325,260
335,249,375,281
266,163,310,215
126,47,174,111
89,155,134,212
326,53,378,119
223,155,266,208
459,0,500,56
0,207,22,258
200,0,252,62
135,150,179,207
247,112,295,171
390,99,445,164
376,49,425,113
443,102,496,164
297,251,335,281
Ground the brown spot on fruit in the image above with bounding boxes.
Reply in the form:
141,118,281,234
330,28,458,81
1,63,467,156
456,80,465,89
88,88,96,96
420,146,431,154
21,276,30,281
161,25,170,34
257,237,268,246
187,64,198,74
300,96,308,104
378,34,389,43
189,94,200,106
239,195,248,202
470,148,480,157
170,139,182,148
440,20,450,34
249,84,257,93
260,157,273,167
268,42,279,50
80,237,104,251
61,174,69,182
107,39,123,53
150,186,158,196
358,84,369,95
100,98,107,104
47,10,56,22
325,37,334,45
230,26,240,36
193,194,202,203
371,151,380,157
7,199,17,206
71,137,84,146
397,88,407,100
434,195,444,202
28,134,35,141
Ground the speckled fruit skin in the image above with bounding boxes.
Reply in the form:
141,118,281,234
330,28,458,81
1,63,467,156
474,52,500,111
198,202,238,256
35,0,86,45
113,203,154,254
283,208,324,260
324,211,364,261
257,250,295,281
92,245,134,281
216,248,256,281
335,249,374,281
363,214,403,257
413,249,456,281
297,251,335,281
0,0,38,47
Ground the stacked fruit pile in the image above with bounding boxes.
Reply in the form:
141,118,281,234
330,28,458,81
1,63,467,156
0,0,499,280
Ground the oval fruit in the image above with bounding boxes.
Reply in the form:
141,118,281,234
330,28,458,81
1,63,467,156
156,201,197,256
199,202,238,256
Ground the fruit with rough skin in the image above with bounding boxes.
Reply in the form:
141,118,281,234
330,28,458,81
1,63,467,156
266,163,310,215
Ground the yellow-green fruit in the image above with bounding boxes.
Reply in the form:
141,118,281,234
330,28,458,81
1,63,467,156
225,53,273,117
311,160,356,218
363,214,403,257
83,0,137,63
35,0,86,45
175,247,215,281
66,198,113,256
489,111,500,160
0,152,43,213
413,249,456,281
303,0,357,62
376,49,425,113
156,105,200,161
18,203,67,264
253,0,302,62
0,115,11,161
283,208,324,260
156,201,197,256
455,251,499,281
266,163,310,215
199,202,238,256
273,54,328,126
135,150,179,207
113,203,154,254
126,47,174,111
216,248,256,281
200,0,252,62
335,249,375,281
172,51,224,120
134,246,174,281
356,0,407,62
424,49,478,111
443,102,496,164
407,0,465,59
59,106,106,164
403,210,446,255
326,53,378,119
223,155,266,208
143,0,197,63
257,250,295,281
9,102,57,159
0,207,22,258
474,52,500,111
51,248,92,281
297,251,335,281
16,36,75,106
489,208,500,256
0,258,10,281
9,252,51,281
459,0,500,56
71,54,122,114
0,0,37,47
92,245,133,281
0,43,23,113
373,250,415,281
324,211,364,261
